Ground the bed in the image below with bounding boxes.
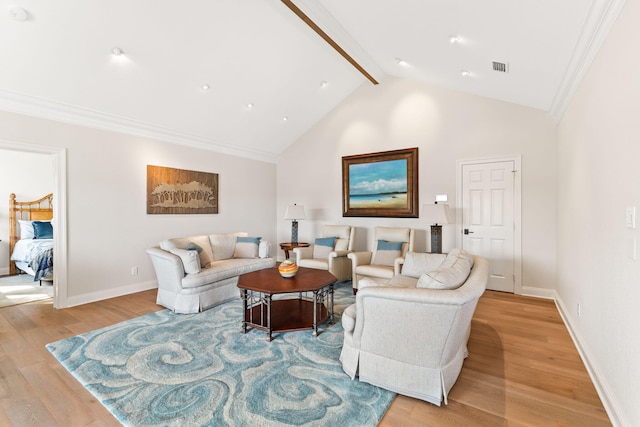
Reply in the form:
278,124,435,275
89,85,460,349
9,193,54,281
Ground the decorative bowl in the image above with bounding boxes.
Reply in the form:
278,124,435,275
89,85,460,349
278,260,298,278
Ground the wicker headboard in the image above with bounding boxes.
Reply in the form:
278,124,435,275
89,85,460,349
9,193,53,275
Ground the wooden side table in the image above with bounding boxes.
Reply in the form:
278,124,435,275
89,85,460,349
279,242,309,259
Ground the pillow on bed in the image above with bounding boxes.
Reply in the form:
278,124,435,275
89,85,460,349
33,221,53,239
18,220,36,239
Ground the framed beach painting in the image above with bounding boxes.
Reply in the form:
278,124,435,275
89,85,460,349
342,147,419,217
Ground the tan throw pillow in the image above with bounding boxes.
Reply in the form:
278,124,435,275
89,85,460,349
233,236,261,258
417,249,474,290
313,236,336,259
371,240,403,266
210,232,247,260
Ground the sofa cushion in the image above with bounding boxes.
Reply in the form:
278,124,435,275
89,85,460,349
417,249,474,290
160,235,214,268
209,232,248,261
169,248,201,275
233,236,261,258
372,240,403,266
313,236,336,259
401,252,448,278
181,258,275,288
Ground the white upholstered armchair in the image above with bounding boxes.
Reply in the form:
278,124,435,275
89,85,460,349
293,225,355,282
340,251,489,406
347,226,415,292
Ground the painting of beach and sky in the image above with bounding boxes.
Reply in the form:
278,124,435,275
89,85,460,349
348,159,408,209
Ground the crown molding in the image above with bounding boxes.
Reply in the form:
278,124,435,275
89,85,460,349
549,0,627,121
0,89,279,163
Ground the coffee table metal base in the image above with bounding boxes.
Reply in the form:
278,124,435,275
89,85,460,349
240,286,334,341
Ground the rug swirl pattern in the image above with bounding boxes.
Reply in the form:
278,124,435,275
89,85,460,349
46,283,394,426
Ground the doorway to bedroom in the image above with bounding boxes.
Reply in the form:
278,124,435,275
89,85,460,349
0,142,67,309
0,149,54,307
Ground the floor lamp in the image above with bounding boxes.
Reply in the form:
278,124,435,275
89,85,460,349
284,204,306,245
423,203,452,254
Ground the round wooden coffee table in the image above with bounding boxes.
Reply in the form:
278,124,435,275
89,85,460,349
237,266,336,341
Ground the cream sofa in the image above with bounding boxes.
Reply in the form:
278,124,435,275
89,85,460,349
147,232,275,314
340,250,489,406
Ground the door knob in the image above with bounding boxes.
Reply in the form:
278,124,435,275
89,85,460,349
464,228,474,235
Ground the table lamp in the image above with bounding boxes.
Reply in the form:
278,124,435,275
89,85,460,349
284,204,306,244
422,203,452,253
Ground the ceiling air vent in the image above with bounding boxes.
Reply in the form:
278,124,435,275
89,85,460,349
492,61,509,73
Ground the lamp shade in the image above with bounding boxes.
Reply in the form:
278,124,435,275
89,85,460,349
422,204,452,225
284,204,306,220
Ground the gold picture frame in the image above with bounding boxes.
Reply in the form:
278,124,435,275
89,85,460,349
147,165,218,214
342,147,419,218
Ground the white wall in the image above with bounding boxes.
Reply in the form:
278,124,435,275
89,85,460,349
557,0,640,425
0,109,277,304
0,150,54,274
278,77,558,292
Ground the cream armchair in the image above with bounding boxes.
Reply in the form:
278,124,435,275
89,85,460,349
347,226,415,292
340,251,489,406
293,225,355,282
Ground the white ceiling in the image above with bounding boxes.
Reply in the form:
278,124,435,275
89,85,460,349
0,0,625,162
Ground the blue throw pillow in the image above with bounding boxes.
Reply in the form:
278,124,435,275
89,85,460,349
233,236,262,258
313,236,337,259
33,221,53,239
186,242,203,253
372,239,403,266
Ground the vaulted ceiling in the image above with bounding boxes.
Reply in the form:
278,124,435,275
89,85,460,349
0,0,624,162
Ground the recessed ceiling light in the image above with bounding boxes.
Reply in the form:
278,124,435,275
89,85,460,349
449,35,461,44
461,70,471,77
247,103,254,109
395,58,409,67
111,47,124,56
282,116,288,121
201,84,210,90
9,6,28,21
320,81,328,88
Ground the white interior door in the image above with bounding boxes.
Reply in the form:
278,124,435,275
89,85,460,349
460,159,518,293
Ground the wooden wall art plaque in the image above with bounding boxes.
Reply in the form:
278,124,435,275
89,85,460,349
147,165,218,214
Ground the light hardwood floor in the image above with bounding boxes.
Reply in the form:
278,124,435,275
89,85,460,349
0,290,610,426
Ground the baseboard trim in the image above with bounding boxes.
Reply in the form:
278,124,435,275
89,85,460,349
0,267,9,276
555,295,626,427
520,285,556,299
64,280,158,308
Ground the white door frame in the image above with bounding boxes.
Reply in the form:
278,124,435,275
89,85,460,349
1,139,68,308
456,154,522,294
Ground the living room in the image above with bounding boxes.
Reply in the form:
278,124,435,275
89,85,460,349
1,0,639,425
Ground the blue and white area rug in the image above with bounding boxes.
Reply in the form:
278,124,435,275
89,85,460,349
46,283,394,426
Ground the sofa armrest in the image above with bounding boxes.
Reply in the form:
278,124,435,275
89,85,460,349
146,247,185,292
